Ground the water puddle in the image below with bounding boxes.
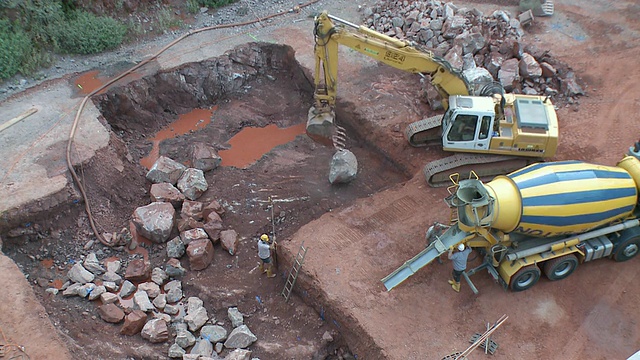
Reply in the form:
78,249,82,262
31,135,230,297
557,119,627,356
219,123,306,168
140,107,216,169
74,70,108,95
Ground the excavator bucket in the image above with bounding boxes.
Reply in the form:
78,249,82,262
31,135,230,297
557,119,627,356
519,0,554,16
306,106,336,147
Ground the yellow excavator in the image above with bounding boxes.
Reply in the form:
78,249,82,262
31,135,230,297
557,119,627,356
307,11,559,186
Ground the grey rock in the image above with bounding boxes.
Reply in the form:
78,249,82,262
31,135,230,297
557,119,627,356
176,328,197,348
214,342,223,354
105,260,120,273
201,325,227,343
45,288,59,296
226,349,252,360
151,267,168,286
164,303,180,315
185,306,209,332
177,168,208,201
153,293,167,309
187,297,204,315
227,307,244,328
519,53,542,78
164,279,182,292
191,339,213,357
77,283,96,298
102,271,122,284
67,263,95,284
167,287,183,304
165,258,187,278
328,150,358,184
132,202,176,243
561,71,584,96
62,283,82,297
484,52,504,78
391,16,404,28
141,318,169,343
463,67,493,89
146,156,186,185
191,142,222,172
168,343,186,358
101,292,119,304
134,290,156,312
224,325,257,349
83,253,105,275
139,282,161,299
429,18,443,31
103,281,118,291
444,44,463,70
120,280,137,298
88,285,106,301
462,53,476,71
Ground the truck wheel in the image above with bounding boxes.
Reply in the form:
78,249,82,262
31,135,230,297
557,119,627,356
614,237,640,262
543,254,578,281
510,266,541,292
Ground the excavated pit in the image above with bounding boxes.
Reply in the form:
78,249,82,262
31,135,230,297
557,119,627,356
0,43,412,359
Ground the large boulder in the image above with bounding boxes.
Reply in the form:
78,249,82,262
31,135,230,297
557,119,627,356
132,202,176,243
141,319,169,343
120,310,148,336
220,230,239,256
223,325,257,349
150,183,185,208
329,150,358,184
191,142,222,172
187,239,214,271
177,168,208,201
67,263,95,284
146,156,186,185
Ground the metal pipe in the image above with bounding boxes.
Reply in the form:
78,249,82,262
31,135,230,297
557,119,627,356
506,219,640,261
327,14,359,29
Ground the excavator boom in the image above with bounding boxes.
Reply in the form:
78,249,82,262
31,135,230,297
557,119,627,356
307,11,471,143
308,11,559,187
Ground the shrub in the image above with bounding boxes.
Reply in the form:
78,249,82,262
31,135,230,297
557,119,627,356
199,0,238,9
53,10,126,54
0,19,33,79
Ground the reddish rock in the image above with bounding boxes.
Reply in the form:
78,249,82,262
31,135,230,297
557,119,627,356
203,221,223,243
220,229,239,256
150,183,185,208
202,200,225,219
191,142,222,172
180,228,209,246
177,214,205,232
98,303,125,323
187,239,214,271
125,259,151,282
181,200,204,220
120,310,148,335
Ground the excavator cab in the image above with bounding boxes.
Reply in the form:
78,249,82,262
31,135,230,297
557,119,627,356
441,96,496,153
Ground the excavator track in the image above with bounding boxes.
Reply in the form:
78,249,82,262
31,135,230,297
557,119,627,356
424,153,540,187
404,114,444,147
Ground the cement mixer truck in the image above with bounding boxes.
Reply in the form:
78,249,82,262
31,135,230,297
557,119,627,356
382,150,640,292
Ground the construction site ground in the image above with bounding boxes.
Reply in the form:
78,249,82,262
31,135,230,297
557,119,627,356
1,0,639,359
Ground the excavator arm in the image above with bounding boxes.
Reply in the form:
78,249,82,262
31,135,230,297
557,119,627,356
307,11,471,143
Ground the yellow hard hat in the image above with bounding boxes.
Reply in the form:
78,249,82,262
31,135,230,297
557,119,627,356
260,234,269,242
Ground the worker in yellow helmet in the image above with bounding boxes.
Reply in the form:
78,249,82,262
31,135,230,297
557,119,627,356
257,234,277,278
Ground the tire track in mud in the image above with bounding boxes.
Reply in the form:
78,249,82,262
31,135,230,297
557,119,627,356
318,194,429,252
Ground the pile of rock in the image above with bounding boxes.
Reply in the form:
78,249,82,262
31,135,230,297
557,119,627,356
361,0,584,108
139,155,239,272
51,250,257,359
45,151,262,359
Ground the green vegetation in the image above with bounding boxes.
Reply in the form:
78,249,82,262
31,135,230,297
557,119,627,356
53,11,126,55
0,0,126,79
0,0,239,80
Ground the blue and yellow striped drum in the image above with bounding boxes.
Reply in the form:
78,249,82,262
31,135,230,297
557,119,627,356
483,156,640,238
